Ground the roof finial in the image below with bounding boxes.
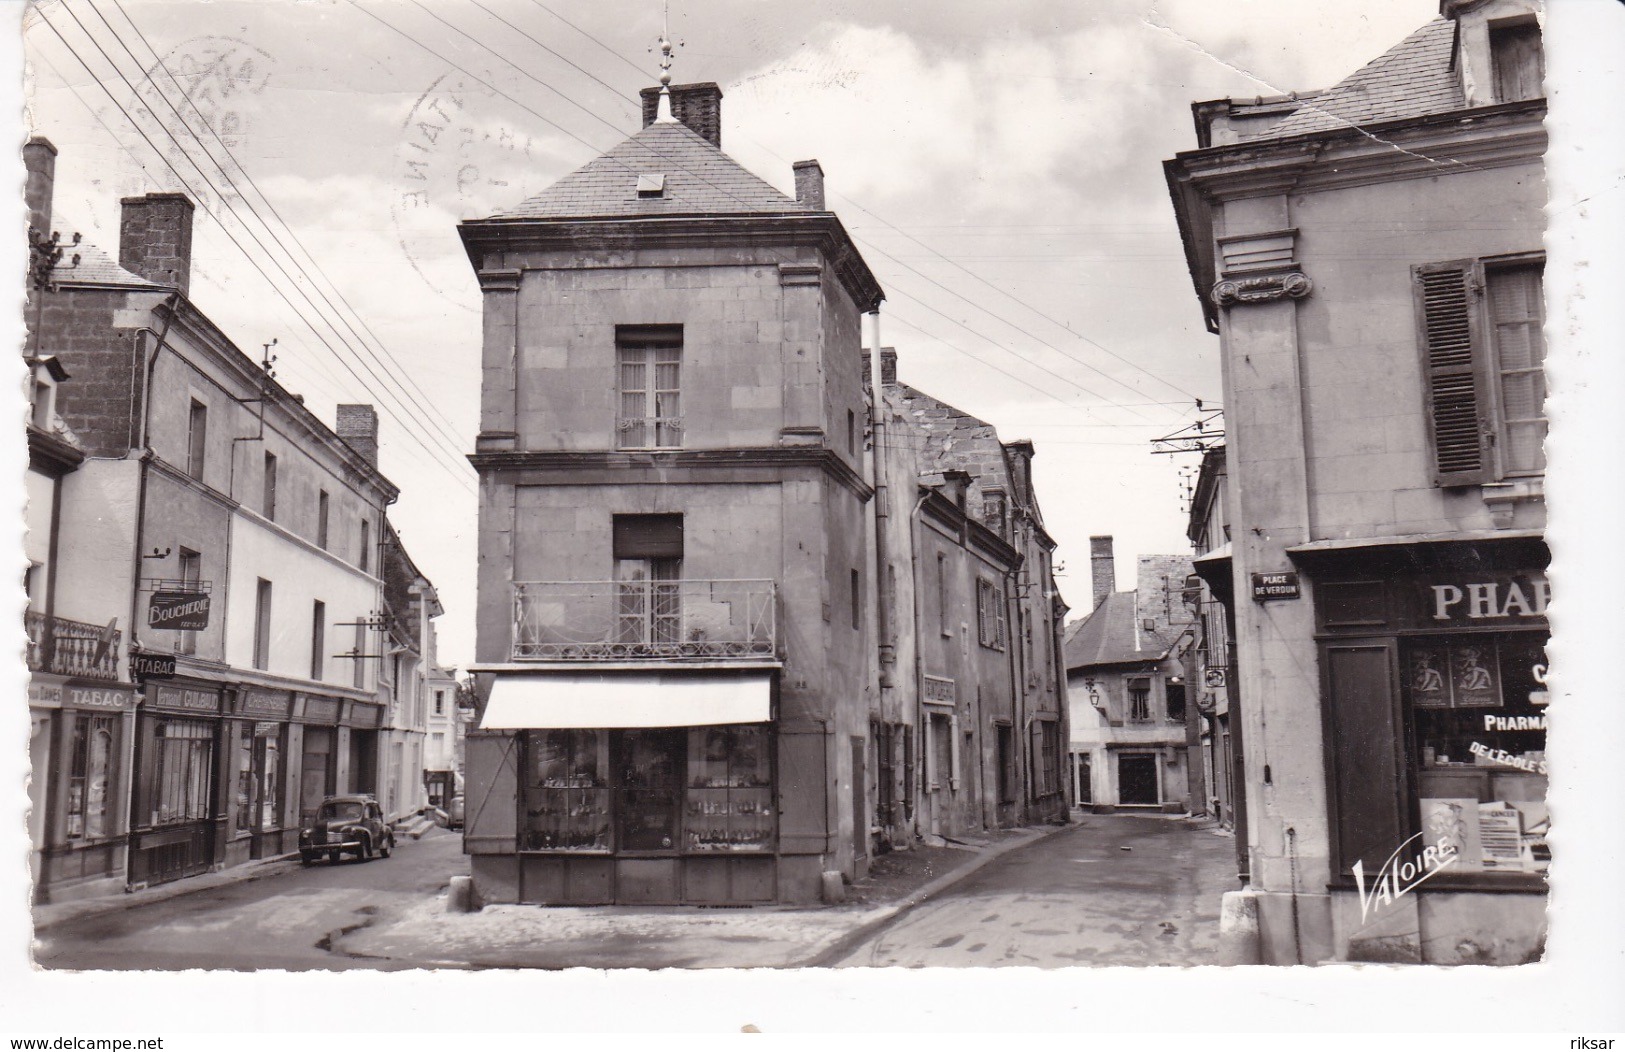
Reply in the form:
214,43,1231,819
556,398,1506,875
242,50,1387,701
655,1,677,123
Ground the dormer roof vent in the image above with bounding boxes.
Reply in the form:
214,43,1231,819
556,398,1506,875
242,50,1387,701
637,173,666,198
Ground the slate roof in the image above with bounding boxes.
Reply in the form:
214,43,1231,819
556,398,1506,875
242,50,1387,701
1063,591,1173,671
52,222,168,290
888,381,1014,530
1265,19,1465,138
493,120,812,220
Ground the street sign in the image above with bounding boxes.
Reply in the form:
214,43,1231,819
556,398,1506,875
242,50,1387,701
1203,667,1228,688
130,650,176,680
1251,571,1300,602
148,591,211,630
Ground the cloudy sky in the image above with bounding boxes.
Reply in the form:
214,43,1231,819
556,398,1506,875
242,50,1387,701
3,0,1559,666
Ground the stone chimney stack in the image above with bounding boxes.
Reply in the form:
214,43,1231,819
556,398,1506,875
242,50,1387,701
639,82,723,147
24,137,57,238
861,346,899,387
1090,535,1116,610
336,403,379,466
792,159,826,210
119,193,195,296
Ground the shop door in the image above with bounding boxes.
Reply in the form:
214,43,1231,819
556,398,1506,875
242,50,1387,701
1118,754,1159,806
349,730,377,796
300,727,335,824
249,727,281,860
1075,755,1092,805
618,729,684,851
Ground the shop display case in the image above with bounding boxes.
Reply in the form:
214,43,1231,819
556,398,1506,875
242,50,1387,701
685,725,773,852
523,729,611,852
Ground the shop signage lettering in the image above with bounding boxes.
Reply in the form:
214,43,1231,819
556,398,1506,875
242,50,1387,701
148,591,211,631
1353,831,1460,924
1251,572,1299,601
28,681,64,707
1469,741,1548,775
155,685,218,712
69,686,134,711
1483,713,1546,732
1429,578,1548,622
300,695,342,723
241,689,291,717
130,650,177,679
922,675,956,704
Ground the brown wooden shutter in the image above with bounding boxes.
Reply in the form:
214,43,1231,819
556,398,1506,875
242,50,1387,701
1414,261,1488,486
463,730,520,854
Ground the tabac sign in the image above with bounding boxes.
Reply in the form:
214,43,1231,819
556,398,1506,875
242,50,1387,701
148,591,211,631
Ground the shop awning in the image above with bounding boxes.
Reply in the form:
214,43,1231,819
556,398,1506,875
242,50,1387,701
478,670,772,730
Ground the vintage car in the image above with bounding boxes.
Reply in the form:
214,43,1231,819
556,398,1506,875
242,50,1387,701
445,793,465,830
299,795,394,864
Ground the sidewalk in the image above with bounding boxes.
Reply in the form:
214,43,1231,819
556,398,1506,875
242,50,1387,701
31,821,447,935
333,823,1070,969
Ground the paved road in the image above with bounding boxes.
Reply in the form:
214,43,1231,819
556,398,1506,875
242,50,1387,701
33,829,469,971
830,814,1238,967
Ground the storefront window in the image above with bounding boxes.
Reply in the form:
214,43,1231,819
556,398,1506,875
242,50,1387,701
66,714,115,841
1409,632,1548,875
685,725,772,852
234,725,255,834
522,729,611,851
259,726,282,831
620,729,684,851
153,719,214,826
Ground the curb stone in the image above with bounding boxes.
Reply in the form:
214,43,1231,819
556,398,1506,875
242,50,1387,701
801,821,1075,968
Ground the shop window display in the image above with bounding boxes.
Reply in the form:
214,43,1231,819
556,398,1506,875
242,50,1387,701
686,725,772,852
619,728,684,851
66,714,114,841
522,729,611,851
1409,632,1548,875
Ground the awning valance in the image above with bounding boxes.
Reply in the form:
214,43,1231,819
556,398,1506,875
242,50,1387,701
479,670,772,730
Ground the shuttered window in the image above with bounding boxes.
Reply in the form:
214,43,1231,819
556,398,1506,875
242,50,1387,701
1413,256,1545,486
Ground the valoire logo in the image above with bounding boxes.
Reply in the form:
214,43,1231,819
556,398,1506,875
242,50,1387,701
1353,832,1460,924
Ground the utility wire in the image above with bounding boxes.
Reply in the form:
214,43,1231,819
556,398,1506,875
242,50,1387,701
37,4,477,494
362,0,1179,429
106,0,472,460
517,0,1204,408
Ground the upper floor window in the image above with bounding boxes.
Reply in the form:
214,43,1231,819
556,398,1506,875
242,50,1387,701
177,548,202,656
262,452,278,520
310,600,325,680
360,518,371,573
1414,256,1546,485
976,577,1007,651
1128,677,1152,722
434,690,445,716
253,578,273,671
186,399,207,481
617,326,682,449
317,490,330,550
1490,20,1543,103
31,379,53,431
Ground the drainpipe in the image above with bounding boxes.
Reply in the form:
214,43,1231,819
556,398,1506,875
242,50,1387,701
866,308,894,687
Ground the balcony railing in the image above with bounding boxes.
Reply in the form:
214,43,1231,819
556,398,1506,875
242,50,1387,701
512,580,776,661
25,609,123,682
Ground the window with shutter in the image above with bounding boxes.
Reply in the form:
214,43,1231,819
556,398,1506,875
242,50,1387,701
1415,261,1486,486
1414,256,1546,487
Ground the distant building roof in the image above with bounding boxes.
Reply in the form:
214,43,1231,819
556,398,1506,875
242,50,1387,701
492,120,811,220
1064,591,1175,670
889,381,1013,527
1265,19,1464,138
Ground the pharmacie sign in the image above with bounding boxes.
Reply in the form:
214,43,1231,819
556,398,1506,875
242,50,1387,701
148,591,211,631
1422,573,1549,625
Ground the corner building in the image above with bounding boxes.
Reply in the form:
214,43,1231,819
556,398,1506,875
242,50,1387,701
460,84,885,905
1165,0,1549,962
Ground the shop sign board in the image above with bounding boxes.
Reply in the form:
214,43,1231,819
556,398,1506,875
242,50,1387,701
1422,573,1548,625
239,688,293,719
922,674,956,705
1251,571,1299,601
130,650,177,680
1203,667,1228,688
148,591,211,631
297,694,343,724
344,700,384,728
69,685,136,711
28,678,64,708
152,684,220,714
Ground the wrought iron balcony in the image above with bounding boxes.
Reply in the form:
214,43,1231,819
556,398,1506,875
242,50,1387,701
512,580,776,661
25,609,123,681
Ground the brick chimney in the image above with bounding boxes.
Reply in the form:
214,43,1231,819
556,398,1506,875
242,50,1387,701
336,403,379,466
1090,535,1116,610
639,82,723,147
793,159,825,210
24,137,56,238
861,347,899,387
120,193,195,296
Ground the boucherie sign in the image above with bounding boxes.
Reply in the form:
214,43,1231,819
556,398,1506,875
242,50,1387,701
1424,573,1549,625
148,591,211,631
